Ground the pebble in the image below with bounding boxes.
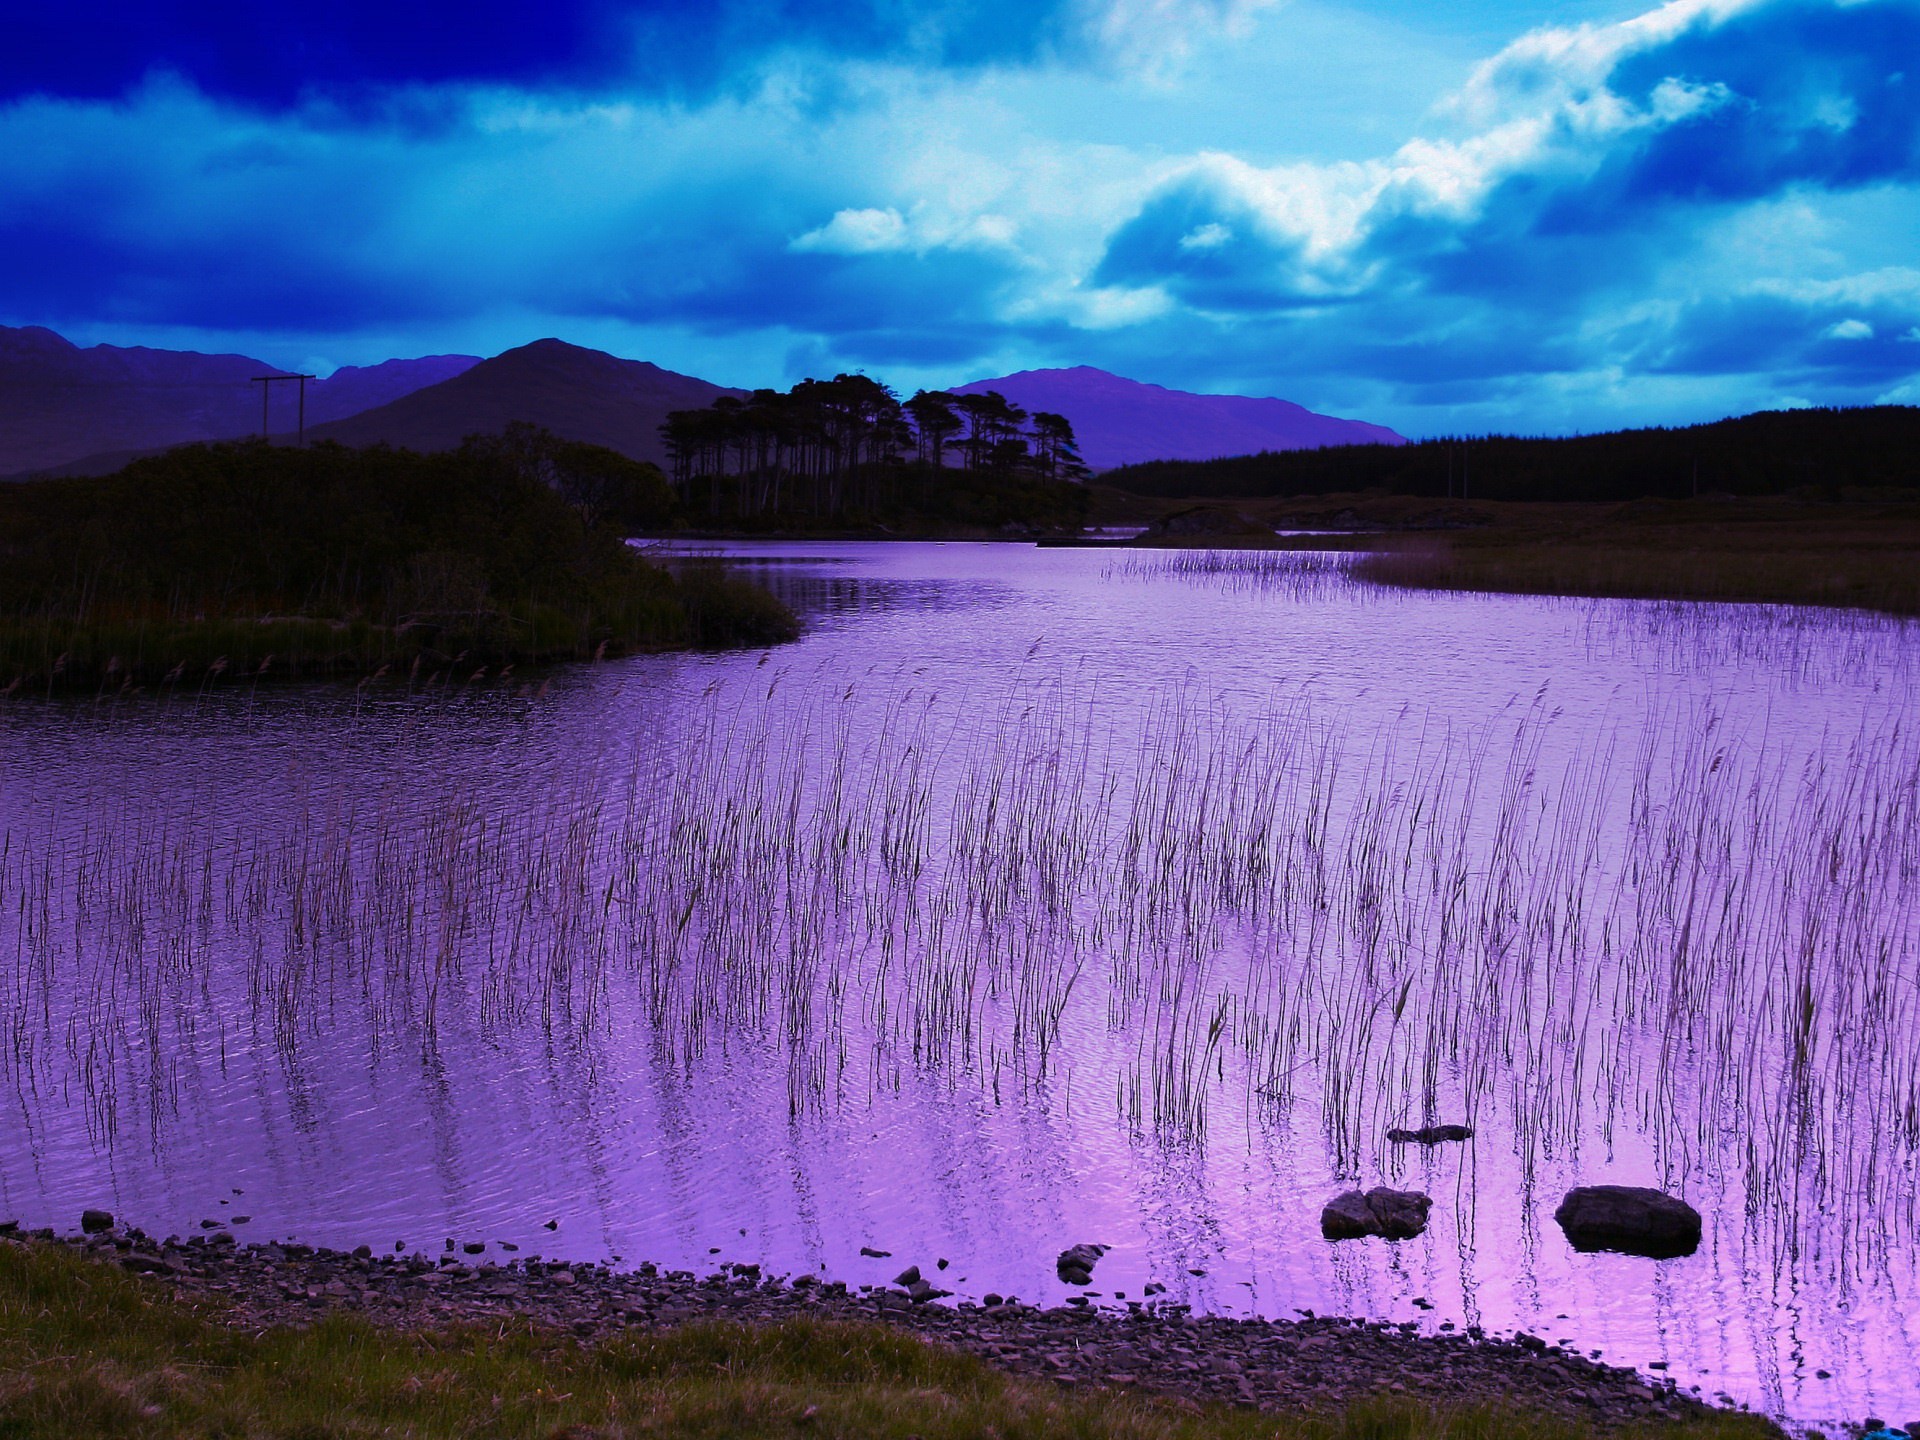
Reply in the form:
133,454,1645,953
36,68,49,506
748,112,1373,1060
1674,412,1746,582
7,1222,1733,1431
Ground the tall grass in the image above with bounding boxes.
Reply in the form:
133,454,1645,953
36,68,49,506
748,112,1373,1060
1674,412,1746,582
2,650,1916,1289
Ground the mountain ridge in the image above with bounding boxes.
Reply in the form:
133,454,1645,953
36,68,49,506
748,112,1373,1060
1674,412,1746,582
0,324,478,474
304,338,745,468
951,366,1405,471
4,327,1407,480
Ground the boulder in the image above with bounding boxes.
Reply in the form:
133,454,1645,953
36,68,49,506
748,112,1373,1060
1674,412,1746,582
80,1208,115,1234
1320,1188,1432,1241
1386,1124,1473,1144
1554,1186,1701,1258
1056,1242,1108,1285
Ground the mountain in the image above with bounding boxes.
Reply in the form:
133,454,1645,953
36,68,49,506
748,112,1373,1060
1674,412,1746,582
0,325,477,475
308,339,742,467
950,366,1404,471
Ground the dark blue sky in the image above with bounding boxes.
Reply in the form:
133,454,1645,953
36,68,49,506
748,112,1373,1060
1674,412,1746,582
3,0,1917,434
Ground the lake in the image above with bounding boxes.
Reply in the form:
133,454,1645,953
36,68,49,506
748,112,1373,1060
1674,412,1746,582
3,541,1916,1428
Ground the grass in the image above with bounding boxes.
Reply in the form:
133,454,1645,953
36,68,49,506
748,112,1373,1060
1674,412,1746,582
0,1241,1777,1440
0,439,800,690
1351,496,1920,616
1090,491,1920,614
1085,490,1920,616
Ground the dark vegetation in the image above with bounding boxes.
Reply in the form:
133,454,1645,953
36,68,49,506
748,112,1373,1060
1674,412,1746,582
1104,406,1920,502
1085,489,1920,615
0,426,797,691
1347,495,1920,615
663,375,1091,531
0,1239,1780,1440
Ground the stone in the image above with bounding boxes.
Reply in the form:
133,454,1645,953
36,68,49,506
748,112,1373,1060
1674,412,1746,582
1321,1188,1432,1241
1553,1187,1701,1258
1386,1124,1473,1144
118,1254,180,1275
1057,1243,1108,1284
859,1246,891,1258
894,1265,921,1287
81,1209,115,1234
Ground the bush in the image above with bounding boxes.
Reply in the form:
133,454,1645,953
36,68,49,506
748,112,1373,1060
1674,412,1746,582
0,437,796,688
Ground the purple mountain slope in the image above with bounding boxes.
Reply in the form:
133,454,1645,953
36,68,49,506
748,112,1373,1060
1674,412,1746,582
0,324,478,475
951,366,1404,471
308,338,743,468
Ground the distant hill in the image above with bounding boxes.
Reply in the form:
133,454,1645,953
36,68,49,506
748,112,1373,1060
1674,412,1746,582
1101,405,1920,503
0,325,476,475
309,339,742,468
950,366,1404,471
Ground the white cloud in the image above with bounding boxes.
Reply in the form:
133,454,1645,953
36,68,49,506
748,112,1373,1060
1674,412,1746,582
1079,0,1282,81
791,207,910,254
1179,222,1232,251
1823,317,1874,339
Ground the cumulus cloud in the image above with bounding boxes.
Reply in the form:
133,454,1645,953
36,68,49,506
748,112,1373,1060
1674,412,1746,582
793,208,912,254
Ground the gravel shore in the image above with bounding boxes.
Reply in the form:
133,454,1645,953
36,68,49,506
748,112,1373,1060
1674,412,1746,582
6,1219,1732,1430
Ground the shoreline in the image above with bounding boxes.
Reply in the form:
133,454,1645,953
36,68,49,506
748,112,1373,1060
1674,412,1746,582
3,1218,1748,1432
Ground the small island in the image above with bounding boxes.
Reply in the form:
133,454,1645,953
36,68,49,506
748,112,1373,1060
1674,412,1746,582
0,427,799,692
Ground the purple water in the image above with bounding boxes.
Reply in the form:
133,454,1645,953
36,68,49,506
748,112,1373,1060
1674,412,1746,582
2,541,1916,1430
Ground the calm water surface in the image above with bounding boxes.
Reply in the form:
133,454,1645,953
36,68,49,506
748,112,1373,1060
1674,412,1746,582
3,542,1917,1429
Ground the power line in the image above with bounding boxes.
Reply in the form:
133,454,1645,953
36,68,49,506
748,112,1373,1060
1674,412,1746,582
251,373,318,445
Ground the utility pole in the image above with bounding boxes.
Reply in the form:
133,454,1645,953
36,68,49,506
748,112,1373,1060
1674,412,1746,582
251,373,317,445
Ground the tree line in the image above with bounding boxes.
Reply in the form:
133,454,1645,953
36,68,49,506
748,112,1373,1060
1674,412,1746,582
1101,406,1920,503
661,375,1088,520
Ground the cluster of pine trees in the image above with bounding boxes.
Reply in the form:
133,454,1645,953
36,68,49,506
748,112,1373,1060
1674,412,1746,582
661,375,1087,519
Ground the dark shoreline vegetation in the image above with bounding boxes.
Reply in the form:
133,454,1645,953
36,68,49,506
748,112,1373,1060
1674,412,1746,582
1092,404,1920,614
0,430,799,692
1101,406,1920,503
1090,489,1920,617
0,1230,1782,1440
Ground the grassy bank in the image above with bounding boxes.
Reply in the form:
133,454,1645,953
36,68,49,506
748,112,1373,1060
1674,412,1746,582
0,438,798,691
1347,495,1920,615
1090,489,1920,615
0,1240,1777,1440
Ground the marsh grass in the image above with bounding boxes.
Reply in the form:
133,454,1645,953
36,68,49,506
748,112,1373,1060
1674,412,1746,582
0,441,799,690
4,638,1916,1294
1347,499,1920,617
0,1240,1778,1440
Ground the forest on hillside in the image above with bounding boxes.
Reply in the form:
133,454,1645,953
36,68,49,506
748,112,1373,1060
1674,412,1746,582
1102,406,1920,502
662,376,1089,527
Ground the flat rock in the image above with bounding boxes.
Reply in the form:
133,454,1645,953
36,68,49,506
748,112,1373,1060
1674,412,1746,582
1554,1186,1700,1258
1321,1188,1432,1241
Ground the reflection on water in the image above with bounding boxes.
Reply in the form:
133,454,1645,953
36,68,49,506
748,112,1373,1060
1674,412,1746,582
2,541,1917,1429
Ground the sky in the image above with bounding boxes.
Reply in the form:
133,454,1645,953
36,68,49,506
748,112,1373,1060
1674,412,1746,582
3,0,1918,437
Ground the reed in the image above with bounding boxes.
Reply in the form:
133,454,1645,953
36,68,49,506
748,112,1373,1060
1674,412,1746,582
2,633,1916,1290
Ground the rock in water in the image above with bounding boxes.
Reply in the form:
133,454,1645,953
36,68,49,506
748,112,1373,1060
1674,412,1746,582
1554,1186,1701,1258
1057,1243,1109,1285
80,1209,114,1234
1321,1188,1432,1241
1386,1124,1474,1144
